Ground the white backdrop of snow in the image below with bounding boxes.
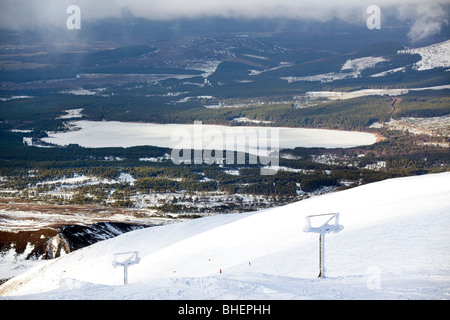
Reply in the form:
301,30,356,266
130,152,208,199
341,56,387,74
305,84,450,101
283,40,450,84
282,56,386,83
1,172,449,299
399,40,450,71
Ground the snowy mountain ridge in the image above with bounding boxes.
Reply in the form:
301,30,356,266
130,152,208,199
1,172,449,299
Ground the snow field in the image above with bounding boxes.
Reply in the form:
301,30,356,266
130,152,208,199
305,84,450,101
283,40,450,84
1,172,449,299
399,39,450,71
41,120,377,153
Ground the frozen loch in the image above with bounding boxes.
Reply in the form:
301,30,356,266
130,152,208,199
42,120,378,154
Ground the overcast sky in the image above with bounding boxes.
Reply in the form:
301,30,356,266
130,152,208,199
1,0,449,42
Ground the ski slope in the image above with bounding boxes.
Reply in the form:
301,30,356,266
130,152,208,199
1,172,449,299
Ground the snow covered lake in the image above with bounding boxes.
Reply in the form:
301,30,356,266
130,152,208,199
42,120,377,154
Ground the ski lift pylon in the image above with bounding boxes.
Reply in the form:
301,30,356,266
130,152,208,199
303,212,343,278
304,212,344,234
112,251,140,285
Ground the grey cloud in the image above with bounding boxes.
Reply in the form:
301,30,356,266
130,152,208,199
0,0,449,42
397,2,449,42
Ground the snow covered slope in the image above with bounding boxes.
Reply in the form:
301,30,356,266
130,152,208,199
1,172,449,299
399,39,450,71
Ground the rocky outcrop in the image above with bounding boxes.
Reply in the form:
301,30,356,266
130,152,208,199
0,222,148,261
